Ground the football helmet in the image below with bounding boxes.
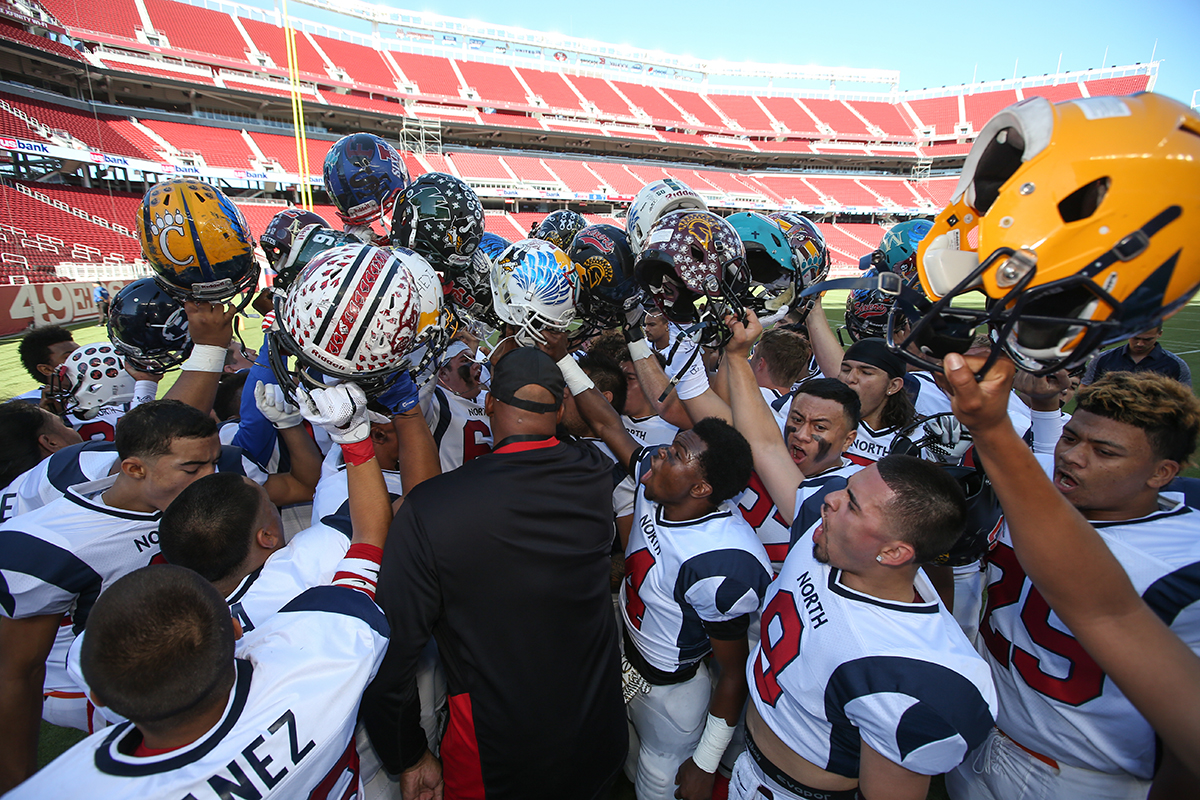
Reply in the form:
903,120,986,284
727,212,794,312
769,212,829,292
260,208,329,272
445,247,502,338
844,269,895,343
477,231,511,260
107,277,192,373
137,179,258,303
391,246,453,376
872,219,933,285
568,224,640,333
270,244,421,398
931,464,1003,567
490,238,580,345
634,209,749,345
529,209,588,251
389,172,484,275
908,93,1200,375
626,179,708,256
49,343,135,419
323,133,409,226
271,226,362,292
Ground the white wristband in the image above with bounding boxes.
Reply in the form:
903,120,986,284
183,344,227,374
692,713,736,774
132,380,158,408
556,355,595,396
627,339,653,362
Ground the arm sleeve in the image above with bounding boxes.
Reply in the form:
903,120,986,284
0,530,98,620
1170,353,1192,388
361,500,443,774
232,341,282,470
680,550,772,626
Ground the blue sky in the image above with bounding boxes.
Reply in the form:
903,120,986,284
270,0,1197,103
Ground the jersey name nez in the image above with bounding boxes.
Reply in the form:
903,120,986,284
797,571,828,628
182,709,315,800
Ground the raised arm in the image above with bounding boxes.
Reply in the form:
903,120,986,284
625,318,730,426
724,310,804,522
252,381,321,507
942,352,1200,776
804,292,846,379
163,301,238,413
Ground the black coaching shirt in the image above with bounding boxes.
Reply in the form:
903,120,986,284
363,437,627,799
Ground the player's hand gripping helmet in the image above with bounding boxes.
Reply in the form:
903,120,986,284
260,208,330,274
490,238,580,345
634,210,750,346
626,179,708,256
389,172,484,275
323,133,409,227
870,219,933,285
568,224,640,335
930,463,1003,567
907,93,1200,375
49,343,136,418
107,277,192,373
137,179,258,303
726,212,795,313
529,209,588,251
269,244,421,399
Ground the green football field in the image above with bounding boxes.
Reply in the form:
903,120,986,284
4,293,1199,783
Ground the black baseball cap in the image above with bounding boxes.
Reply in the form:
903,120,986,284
490,347,565,413
843,337,907,379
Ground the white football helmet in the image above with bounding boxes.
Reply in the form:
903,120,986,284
390,245,453,377
626,179,708,256
50,343,135,418
271,243,421,397
490,238,580,345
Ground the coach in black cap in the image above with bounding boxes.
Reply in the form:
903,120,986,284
364,347,628,800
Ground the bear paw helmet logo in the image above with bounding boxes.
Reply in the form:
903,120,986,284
150,210,194,267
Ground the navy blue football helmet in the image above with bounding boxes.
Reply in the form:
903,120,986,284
389,172,484,276
568,224,639,334
323,133,409,226
107,277,192,373
530,210,587,251
260,208,329,272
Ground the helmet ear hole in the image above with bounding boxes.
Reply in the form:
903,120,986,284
972,127,1026,214
1057,177,1111,223
690,244,706,263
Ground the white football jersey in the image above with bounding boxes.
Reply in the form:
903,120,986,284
11,583,389,800
749,520,996,778
621,452,772,673
905,371,950,418
1,442,268,522
310,457,406,534
423,386,492,472
67,404,126,442
735,460,862,573
980,492,1200,778
621,414,679,448
0,476,162,695
760,387,792,436
844,421,904,466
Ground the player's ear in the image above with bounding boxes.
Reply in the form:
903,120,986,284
231,617,244,641
877,540,915,568
841,427,857,451
484,392,495,417
689,479,713,500
255,526,281,552
601,389,614,405
120,456,148,481
1147,458,1181,491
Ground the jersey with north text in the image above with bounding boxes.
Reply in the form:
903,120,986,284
750,521,996,778
424,386,492,472
980,492,1200,778
10,584,389,800
844,421,904,466
621,450,772,673
0,476,162,694
622,413,679,448
1,442,267,522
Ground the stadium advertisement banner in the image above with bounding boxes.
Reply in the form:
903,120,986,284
0,279,128,336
